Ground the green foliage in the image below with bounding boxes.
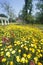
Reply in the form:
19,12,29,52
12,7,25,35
37,0,43,11
36,0,43,24
27,15,34,24
36,13,43,24
23,14,34,24
9,18,16,23
21,0,33,23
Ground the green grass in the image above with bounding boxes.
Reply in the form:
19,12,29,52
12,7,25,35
0,23,43,31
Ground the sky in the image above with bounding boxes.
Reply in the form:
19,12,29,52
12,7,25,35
0,0,37,17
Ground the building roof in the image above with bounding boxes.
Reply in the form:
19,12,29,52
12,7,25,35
0,14,8,18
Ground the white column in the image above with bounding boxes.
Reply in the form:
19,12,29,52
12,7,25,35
1,20,4,25
5,20,7,25
8,20,9,24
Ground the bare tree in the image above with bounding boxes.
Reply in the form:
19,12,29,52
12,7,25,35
0,0,15,19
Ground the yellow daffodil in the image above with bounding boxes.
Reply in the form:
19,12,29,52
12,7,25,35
5,49,8,51
15,41,20,45
21,44,24,48
9,48,12,51
6,52,10,57
38,62,42,65
1,51,4,56
21,57,25,63
1,48,3,51
0,44,2,46
16,56,20,62
37,49,40,53
8,45,12,48
24,46,28,51
27,54,31,59
18,49,21,53
2,58,6,62
34,57,38,63
23,54,27,58
11,50,15,54
25,59,28,63
40,39,43,43
0,24,43,65
39,53,42,57
31,48,35,53
10,61,14,65
29,48,32,51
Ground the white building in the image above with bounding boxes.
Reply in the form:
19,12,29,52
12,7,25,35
0,14,9,25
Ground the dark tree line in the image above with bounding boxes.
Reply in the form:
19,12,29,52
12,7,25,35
36,0,43,24
19,0,43,24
